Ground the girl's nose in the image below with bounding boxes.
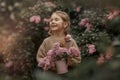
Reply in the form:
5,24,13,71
51,20,55,24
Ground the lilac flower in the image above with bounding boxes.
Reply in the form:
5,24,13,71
30,16,35,22
44,26,49,31
85,23,93,32
55,47,69,56
88,44,96,54
44,1,56,9
69,47,80,57
38,58,45,68
5,60,13,68
47,49,55,56
29,15,41,24
65,34,72,42
43,18,50,23
53,42,60,51
113,10,119,17
76,6,81,12
107,10,120,20
78,18,89,26
34,16,41,24
47,42,69,59
107,12,114,20
38,56,52,71
38,41,81,71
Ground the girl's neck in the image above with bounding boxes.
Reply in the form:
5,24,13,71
52,31,66,38
51,31,66,47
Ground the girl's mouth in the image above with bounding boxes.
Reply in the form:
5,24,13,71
50,24,57,27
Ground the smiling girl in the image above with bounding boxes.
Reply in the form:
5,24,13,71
36,11,81,74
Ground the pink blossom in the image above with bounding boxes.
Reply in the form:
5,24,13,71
44,1,56,8
51,42,68,55
48,42,69,57
34,15,41,24
38,58,45,67
30,16,36,22
76,6,81,12
88,44,95,49
44,26,49,31
65,34,71,42
47,50,55,56
38,56,52,71
44,58,51,70
69,47,80,57
5,61,13,68
43,18,50,23
108,15,114,20
97,54,105,65
53,42,60,51
88,48,96,54
107,12,114,20
88,44,96,54
78,18,89,26
107,10,120,20
55,47,69,56
85,23,93,32
78,21,86,26
113,10,120,17
29,15,41,24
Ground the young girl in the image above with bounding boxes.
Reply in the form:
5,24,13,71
36,11,81,74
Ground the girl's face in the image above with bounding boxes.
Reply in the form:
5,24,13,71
50,13,66,32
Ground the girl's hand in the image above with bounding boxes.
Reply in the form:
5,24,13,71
66,56,74,66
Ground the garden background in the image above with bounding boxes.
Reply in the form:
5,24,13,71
0,0,120,80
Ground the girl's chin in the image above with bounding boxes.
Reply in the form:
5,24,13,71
51,28,59,31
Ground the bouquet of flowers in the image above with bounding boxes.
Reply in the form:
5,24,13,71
38,42,80,74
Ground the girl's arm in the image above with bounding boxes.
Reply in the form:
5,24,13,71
36,39,56,71
67,39,81,66
36,40,47,63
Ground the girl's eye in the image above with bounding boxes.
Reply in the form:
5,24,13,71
55,18,59,21
50,18,59,22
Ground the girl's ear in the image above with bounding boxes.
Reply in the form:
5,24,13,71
64,22,68,28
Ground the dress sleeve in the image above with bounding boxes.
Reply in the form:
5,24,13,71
36,40,47,63
67,39,81,66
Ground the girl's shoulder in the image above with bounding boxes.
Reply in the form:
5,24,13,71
65,34,76,43
69,37,76,43
43,36,52,42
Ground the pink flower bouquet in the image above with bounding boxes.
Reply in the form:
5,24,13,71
38,56,55,71
38,42,80,74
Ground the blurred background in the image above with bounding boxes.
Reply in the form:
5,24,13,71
0,0,120,80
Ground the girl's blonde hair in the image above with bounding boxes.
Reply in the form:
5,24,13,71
48,11,71,35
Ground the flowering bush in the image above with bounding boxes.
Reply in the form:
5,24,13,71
2,0,120,79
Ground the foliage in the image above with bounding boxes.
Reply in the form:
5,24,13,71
1,0,120,80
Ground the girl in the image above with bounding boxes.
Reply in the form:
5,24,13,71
36,11,81,74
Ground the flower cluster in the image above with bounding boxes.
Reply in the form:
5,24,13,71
29,15,41,24
88,44,96,55
78,18,93,32
38,42,80,71
37,56,55,71
107,10,120,20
